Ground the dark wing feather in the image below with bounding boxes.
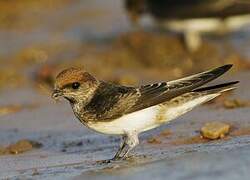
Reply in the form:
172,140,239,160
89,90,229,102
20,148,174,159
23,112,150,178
84,65,232,121
126,64,233,113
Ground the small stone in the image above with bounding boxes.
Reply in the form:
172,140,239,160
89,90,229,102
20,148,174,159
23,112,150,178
0,139,42,156
8,140,33,154
201,122,230,140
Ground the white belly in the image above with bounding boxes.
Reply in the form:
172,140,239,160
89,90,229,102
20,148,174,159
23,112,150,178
87,106,161,135
86,93,219,135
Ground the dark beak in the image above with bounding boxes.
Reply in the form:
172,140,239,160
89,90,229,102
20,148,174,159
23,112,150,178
51,89,63,100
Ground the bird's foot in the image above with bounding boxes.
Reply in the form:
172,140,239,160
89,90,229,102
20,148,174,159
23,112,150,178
96,159,120,165
96,158,114,164
97,159,113,164
96,154,132,164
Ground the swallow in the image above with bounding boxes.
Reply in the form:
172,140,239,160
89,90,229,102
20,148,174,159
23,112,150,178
125,0,250,21
52,64,238,161
125,0,250,51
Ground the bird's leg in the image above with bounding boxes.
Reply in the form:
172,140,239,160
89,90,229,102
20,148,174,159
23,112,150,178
184,30,202,52
117,131,139,160
109,131,139,161
112,136,127,160
97,136,127,164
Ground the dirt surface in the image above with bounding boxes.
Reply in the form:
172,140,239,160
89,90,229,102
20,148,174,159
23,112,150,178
1,0,250,179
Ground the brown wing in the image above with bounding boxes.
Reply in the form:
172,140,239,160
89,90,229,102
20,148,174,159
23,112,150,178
85,64,232,121
126,64,233,113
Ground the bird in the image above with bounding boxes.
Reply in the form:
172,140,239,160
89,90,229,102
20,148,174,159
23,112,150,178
52,64,238,162
125,0,250,21
125,0,250,51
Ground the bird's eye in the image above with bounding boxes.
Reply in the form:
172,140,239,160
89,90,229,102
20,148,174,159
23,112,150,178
71,82,80,89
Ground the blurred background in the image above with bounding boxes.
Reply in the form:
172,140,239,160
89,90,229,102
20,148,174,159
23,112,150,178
1,0,250,179
1,0,250,92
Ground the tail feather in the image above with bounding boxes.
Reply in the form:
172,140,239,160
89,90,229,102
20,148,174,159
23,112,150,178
168,64,233,87
164,64,234,100
193,81,239,94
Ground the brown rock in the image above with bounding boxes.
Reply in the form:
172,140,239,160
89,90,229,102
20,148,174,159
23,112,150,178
8,140,34,154
0,139,43,155
201,122,230,140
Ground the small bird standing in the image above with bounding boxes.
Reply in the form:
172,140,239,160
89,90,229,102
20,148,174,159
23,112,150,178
52,64,238,161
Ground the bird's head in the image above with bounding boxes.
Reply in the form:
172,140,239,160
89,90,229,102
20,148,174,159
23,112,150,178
52,67,99,104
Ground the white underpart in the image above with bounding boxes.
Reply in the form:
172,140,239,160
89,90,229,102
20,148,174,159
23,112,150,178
165,15,250,33
161,14,250,51
87,93,220,135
